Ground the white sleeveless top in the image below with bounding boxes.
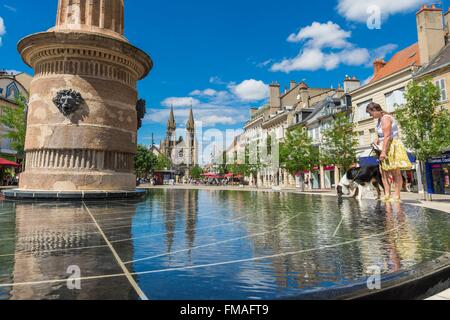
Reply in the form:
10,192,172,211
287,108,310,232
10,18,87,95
377,114,399,142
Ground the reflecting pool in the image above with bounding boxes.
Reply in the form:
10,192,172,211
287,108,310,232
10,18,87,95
0,189,449,300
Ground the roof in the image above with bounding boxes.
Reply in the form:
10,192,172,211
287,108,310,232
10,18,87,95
371,43,420,83
415,42,450,77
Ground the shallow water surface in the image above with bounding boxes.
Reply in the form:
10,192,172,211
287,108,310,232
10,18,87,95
0,189,449,300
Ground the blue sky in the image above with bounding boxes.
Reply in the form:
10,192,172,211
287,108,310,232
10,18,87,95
0,0,438,152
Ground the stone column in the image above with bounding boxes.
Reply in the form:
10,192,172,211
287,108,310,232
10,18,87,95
320,165,325,190
18,0,152,192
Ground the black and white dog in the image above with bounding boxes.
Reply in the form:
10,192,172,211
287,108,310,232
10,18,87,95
337,165,384,200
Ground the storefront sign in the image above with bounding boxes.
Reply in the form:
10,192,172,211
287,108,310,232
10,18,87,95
429,152,450,164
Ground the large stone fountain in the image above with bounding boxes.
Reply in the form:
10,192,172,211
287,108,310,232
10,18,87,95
4,0,153,199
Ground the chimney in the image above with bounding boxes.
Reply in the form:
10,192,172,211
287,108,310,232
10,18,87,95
444,8,450,43
373,59,386,74
298,82,309,108
269,82,281,113
343,75,361,93
416,4,445,65
250,107,258,118
290,80,297,90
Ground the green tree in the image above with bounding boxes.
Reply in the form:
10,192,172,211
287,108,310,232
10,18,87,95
0,95,27,159
320,112,358,172
217,151,228,175
134,145,157,179
280,127,319,190
190,165,203,179
396,79,450,200
155,154,172,171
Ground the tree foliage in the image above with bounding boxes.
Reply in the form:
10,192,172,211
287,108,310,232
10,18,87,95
0,95,27,158
190,165,203,179
320,112,358,171
396,79,450,161
155,154,172,171
280,127,319,176
134,145,157,179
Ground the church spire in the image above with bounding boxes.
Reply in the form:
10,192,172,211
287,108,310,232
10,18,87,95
167,105,176,132
187,107,195,131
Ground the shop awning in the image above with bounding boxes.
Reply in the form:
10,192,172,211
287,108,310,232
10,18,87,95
0,157,20,167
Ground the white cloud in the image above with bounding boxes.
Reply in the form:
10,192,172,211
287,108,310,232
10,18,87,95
271,47,371,72
145,106,248,127
340,48,371,66
270,21,397,73
337,0,433,23
209,76,227,85
0,17,5,46
362,75,374,85
256,59,273,68
190,88,219,97
229,79,269,102
287,21,351,49
152,77,269,128
3,5,17,12
161,97,200,108
370,43,398,62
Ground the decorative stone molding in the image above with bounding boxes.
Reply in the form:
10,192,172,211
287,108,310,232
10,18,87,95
26,149,134,173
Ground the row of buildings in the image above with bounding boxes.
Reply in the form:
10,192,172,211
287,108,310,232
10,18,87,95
225,5,450,195
0,70,32,161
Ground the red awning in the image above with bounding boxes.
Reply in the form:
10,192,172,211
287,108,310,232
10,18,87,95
0,158,20,167
224,173,234,178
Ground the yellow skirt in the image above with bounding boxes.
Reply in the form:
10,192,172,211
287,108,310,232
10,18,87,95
380,139,413,171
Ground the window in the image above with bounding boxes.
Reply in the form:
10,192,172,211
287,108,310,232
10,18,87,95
356,100,372,121
369,129,377,144
385,88,406,112
435,79,447,102
358,131,366,146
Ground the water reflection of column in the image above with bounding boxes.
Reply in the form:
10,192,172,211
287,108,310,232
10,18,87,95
0,202,17,299
184,190,199,257
8,202,135,300
162,190,178,255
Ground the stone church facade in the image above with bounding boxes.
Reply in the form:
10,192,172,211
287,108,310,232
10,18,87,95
160,107,198,177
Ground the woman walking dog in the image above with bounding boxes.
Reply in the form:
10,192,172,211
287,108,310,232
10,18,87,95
366,103,412,202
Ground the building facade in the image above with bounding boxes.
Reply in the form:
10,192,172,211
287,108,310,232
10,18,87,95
288,89,352,190
0,71,32,160
351,4,450,194
413,6,450,195
242,80,346,189
160,107,198,177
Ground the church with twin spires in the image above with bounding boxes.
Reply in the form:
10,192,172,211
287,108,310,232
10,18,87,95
160,107,198,176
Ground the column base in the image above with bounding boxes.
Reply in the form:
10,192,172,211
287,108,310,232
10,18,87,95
2,189,146,200
18,170,136,192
